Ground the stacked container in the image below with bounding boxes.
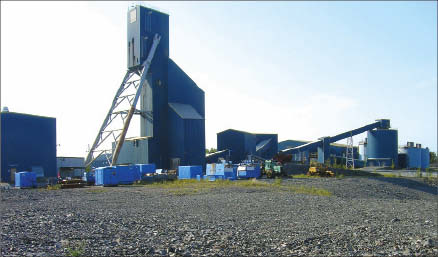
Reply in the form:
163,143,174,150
224,166,237,180
15,171,37,188
178,166,202,179
237,164,261,179
206,163,225,180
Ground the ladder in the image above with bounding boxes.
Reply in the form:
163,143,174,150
346,133,354,169
85,34,161,168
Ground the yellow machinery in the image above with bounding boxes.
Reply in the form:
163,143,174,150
307,163,335,177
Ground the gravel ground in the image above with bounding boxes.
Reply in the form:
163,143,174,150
1,177,437,256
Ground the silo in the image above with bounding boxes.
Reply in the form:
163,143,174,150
367,129,398,167
421,148,430,170
358,141,367,161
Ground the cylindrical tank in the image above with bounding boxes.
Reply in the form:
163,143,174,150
358,142,366,161
399,147,421,169
421,148,430,170
367,129,398,167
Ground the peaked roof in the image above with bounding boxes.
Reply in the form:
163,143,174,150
168,102,203,120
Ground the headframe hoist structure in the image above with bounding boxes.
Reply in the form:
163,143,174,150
85,34,161,168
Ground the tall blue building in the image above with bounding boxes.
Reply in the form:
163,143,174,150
118,5,205,169
1,111,57,183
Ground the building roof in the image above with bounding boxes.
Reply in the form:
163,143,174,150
168,102,203,120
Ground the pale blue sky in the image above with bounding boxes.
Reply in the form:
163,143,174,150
1,1,436,156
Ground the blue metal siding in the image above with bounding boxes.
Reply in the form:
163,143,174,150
168,108,185,161
217,130,246,163
183,119,205,167
421,148,430,169
168,59,205,117
168,106,205,168
255,134,278,159
127,6,205,170
127,6,169,68
406,148,421,168
244,133,256,157
133,6,170,169
367,129,398,167
1,112,56,183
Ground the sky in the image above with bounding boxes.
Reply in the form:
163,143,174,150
1,1,437,157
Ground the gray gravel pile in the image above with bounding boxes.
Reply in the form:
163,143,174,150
1,177,437,256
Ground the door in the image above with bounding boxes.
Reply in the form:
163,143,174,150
10,168,17,184
170,158,180,172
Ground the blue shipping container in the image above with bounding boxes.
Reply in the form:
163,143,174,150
95,167,118,186
178,166,202,179
83,171,95,184
116,165,138,184
237,165,261,179
15,172,37,188
224,167,237,180
206,163,225,176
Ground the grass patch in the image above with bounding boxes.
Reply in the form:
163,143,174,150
66,241,85,257
46,184,62,190
146,178,331,197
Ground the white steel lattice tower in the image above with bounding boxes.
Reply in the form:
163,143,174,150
346,133,354,169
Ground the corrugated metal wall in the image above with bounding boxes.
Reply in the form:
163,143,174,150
168,59,205,117
115,138,149,165
217,129,279,163
255,134,278,159
217,130,247,163
183,119,205,167
168,106,205,168
1,112,57,182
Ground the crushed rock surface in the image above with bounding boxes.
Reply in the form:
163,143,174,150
1,177,437,256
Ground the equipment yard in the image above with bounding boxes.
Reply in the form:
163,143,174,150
1,177,437,256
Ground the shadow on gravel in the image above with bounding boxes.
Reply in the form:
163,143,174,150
367,177,438,195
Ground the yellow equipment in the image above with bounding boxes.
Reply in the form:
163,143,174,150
307,163,334,177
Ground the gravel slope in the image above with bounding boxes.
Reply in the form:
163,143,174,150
1,177,437,256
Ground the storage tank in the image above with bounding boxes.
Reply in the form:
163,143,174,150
367,129,398,167
358,141,367,161
421,148,430,170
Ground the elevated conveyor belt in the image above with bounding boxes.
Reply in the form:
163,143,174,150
280,119,390,155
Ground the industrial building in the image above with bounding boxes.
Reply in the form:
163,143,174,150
278,140,359,163
91,5,205,170
213,129,278,163
1,111,57,183
398,142,430,170
57,157,85,178
280,119,399,168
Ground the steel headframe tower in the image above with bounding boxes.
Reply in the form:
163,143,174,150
346,132,354,169
85,34,161,168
